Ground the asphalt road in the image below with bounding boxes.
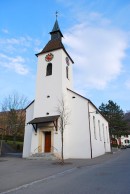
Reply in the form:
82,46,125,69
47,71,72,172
1,149,130,194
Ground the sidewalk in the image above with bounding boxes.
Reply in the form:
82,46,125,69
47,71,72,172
67,147,121,167
0,148,121,193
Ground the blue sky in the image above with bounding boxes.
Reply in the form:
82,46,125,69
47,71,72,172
0,0,130,112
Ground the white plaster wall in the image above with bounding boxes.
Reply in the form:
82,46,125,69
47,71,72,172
52,118,70,159
89,103,111,158
66,90,91,159
61,51,73,90
33,49,73,119
30,129,39,154
62,95,111,159
53,128,62,157
23,102,34,158
23,42,111,159
23,48,73,158
63,121,72,159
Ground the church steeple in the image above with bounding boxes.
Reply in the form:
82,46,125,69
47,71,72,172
35,16,74,64
50,19,63,40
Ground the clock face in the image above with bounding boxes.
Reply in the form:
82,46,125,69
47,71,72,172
45,53,54,62
66,57,69,65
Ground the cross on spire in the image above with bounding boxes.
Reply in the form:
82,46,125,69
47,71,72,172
50,12,63,40
55,11,58,19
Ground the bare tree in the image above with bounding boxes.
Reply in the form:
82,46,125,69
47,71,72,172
0,111,7,132
57,97,70,164
0,92,28,143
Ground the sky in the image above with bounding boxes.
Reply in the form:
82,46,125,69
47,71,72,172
0,0,130,112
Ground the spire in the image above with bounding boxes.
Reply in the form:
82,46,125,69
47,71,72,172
51,19,60,32
56,11,58,19
50,12,63,40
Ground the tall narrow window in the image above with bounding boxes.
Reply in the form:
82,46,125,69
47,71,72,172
106,126,109,143
93,116,96,139
46,63,52,76
66,66,69,79
98,120,101,141
102,124,105,142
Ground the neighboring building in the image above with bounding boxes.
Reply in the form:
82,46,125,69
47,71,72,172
111,116,130,147
122,112,130,146
23,19,111,159
120,135,130,146
112,135,130,147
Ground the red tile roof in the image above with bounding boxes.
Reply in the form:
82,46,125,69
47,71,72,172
36,39,74,63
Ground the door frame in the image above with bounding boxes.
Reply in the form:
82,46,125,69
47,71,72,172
39,127,54,153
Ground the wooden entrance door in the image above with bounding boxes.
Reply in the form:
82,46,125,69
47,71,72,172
44,132,51,152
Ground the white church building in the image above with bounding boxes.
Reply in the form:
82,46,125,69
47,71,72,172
23,19,111,159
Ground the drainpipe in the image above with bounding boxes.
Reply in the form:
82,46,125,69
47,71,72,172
88,101,92,159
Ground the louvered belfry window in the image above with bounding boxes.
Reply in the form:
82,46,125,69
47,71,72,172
46,63,52,76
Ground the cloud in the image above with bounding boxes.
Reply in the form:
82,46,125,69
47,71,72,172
2,28,9,34
5,36,33,47
0,36,41,54
33,39,42,53
57,0,128,91
125,80,130,89
0,35,42,75
0,53,28,75
63,22,127,90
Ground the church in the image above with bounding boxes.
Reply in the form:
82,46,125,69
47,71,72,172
23,18,111,159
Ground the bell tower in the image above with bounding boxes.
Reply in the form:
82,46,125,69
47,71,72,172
33,18,74,118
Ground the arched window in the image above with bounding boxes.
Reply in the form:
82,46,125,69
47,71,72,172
46,63,52,76
66,66,69,79
106,126,109,143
